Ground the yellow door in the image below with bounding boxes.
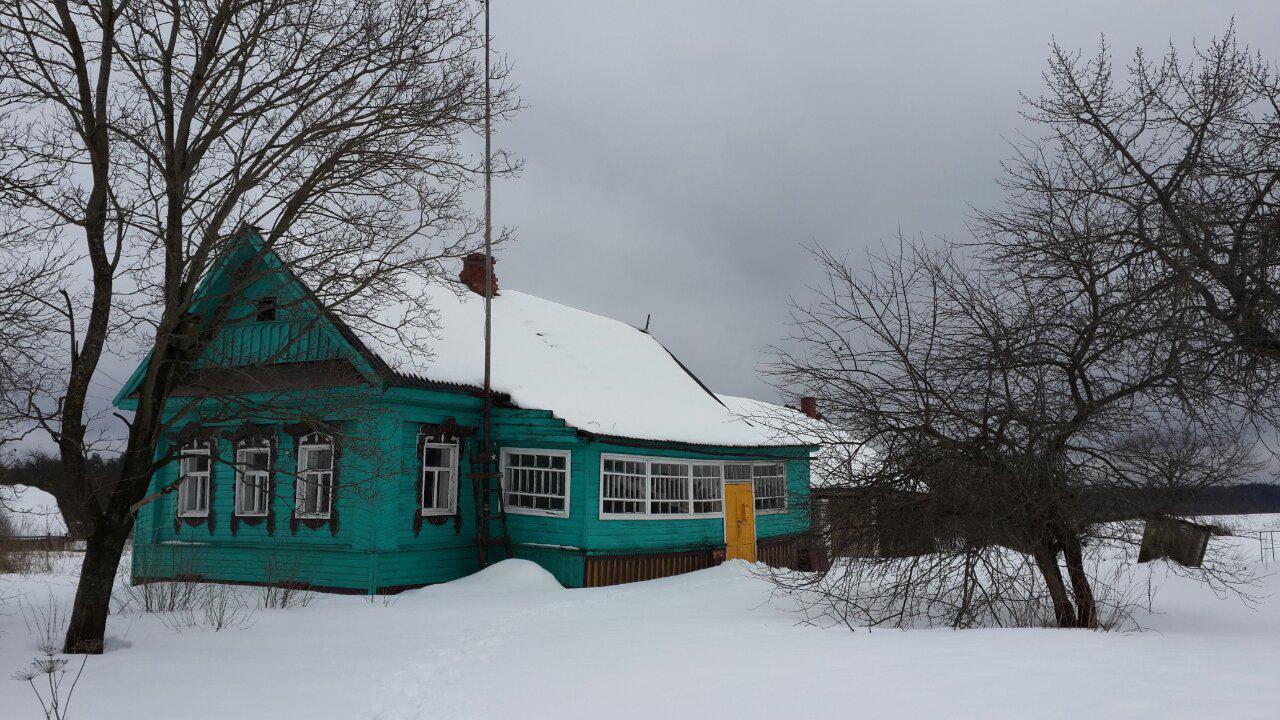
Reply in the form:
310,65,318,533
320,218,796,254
724,482,756,562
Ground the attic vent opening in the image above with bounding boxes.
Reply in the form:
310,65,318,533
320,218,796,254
255,296,278,322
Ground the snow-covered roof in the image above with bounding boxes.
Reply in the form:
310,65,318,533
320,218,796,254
349,285,812,447
716,394,875,485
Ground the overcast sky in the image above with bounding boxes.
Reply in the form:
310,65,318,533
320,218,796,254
483,0,1280,405
34,1,1280,456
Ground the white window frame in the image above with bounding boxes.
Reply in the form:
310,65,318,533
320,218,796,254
176,440,212,518
599,455,790,519
234,439,272,517
598,454,727,520
294,433,335,519
499,448,571,518
420,441,459,516
752,462,788,515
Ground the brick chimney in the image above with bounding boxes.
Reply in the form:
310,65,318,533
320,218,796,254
460,252,499,297
799,396,821,420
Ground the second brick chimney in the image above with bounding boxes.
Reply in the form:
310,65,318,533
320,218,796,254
799,396,821,420
460,252,499,297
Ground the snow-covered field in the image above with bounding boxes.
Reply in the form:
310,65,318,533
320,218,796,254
2,517,1279,720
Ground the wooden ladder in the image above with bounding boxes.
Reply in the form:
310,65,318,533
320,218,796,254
470,450,512,567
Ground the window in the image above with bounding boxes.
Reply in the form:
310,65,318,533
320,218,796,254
602,458,646,515
753,463,787,513
421,442,458,515
600,458,786,518
234,439,271,516
255,295,277,322
692,465,723,514
649,462,691,514
295,433,334,518
176,440,212,517
501,449,570,517
600,455,723,518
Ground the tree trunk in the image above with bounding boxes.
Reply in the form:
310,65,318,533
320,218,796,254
1031,541,1077,628
50,484,97,540
1060,533,1098,629
61,442,154,654
61,504,133,653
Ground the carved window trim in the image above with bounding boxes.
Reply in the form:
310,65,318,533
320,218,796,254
282,422,341,535
176,439,213,518
233,438,273,517
223,424,279,535
295,433,336,520
413,418,474,535
420,441,459,517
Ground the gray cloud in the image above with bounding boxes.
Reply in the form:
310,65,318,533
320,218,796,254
36,1,1278,456
488,0,1280,403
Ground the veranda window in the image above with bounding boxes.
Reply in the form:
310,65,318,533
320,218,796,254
176,440,212,517
692,465,723,514
602,458,646,514
649,462,691,514
421,442,458,515
501,449,570,517
599,455,723,518
753,463,787,513
295,433,334,518
234,439,271,516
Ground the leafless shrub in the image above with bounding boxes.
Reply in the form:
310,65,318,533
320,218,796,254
0,510,19,573
199,585,255,633
0,509,56,574
258,555,317,610
149,583,255,634
20,593,68,654
111,551,202,615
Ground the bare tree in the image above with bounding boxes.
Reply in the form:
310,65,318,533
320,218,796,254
771,238,1257,629
0,0,514,652
768,28,1275,632
996,28,1280,374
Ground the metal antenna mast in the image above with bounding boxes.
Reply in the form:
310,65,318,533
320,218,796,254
482,0,493,429
472,0,512,567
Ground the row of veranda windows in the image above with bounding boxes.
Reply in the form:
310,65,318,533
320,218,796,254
601,456,787,518
176,440,788,521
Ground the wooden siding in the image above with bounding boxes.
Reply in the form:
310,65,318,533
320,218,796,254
198,320,346,367
134,376,814,593
757,533,815,571
512,544,585,587
583,547,719,587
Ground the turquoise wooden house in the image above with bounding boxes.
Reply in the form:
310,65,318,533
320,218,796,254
118,234,818,592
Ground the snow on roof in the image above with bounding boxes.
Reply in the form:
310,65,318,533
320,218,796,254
350,285,810,447
716,394,875,486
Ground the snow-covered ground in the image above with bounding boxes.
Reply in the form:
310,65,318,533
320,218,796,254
2,517,1279,720
1,485,67,536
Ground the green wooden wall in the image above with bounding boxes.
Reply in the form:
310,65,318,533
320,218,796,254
134,386,814,592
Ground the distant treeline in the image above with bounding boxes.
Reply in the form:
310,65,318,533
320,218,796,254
1173,483,1280,516
1089,483,1280,520
0,451,120,538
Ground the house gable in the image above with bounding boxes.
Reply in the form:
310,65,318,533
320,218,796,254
113,230,386,407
